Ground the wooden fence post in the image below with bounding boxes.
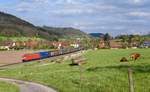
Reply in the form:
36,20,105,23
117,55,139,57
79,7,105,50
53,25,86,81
128,68,134,92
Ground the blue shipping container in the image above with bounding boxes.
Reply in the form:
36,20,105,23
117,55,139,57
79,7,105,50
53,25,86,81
39,51,50,59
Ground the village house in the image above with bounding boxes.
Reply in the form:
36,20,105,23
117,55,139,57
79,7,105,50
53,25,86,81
99,40,122,49
0,41,13,50
70,43,79,48
51,41,70,49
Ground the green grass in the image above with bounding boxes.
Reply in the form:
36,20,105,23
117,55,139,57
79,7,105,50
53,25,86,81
0,48,150,92
0,81,19,92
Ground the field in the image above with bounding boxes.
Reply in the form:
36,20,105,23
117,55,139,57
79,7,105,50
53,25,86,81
0,49,150,92
0,81,19,92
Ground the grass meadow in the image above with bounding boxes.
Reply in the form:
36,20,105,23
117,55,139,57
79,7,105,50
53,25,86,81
0,81,19,92
0,48,150,92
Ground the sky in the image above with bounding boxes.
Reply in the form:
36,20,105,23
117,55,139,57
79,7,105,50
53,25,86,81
0,0,150,36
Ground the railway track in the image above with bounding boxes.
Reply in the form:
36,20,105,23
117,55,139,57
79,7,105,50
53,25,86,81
0,49,84,68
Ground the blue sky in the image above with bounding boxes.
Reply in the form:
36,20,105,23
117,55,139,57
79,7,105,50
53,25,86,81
0,0,150,36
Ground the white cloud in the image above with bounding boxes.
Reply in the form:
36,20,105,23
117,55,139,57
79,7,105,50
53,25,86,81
15,2,36,12
133,0,142,3
55,0,85,4
129,0,145,5
128,11,150,17
16,0,51,13
49,8,94,16
65,0,76,4
21,0,49,3
16,0,116,16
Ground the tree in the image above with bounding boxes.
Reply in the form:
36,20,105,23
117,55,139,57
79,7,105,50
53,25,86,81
91,38,99,49
104,33,111,48
80,38,91,49
119,35,145,48
135,35,145,47
128,35,134,47
120,35,129,48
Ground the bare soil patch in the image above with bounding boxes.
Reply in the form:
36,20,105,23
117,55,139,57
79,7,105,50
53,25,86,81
0,50,35,65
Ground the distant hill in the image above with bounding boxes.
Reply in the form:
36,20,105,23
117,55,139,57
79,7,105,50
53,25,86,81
89,33,104,38
0,12,88,41
42,26,88,39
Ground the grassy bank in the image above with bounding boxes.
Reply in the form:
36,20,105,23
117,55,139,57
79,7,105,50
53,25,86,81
0,49,150,92
0,81,19,92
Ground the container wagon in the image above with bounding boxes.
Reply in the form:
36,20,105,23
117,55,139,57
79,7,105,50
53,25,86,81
39,51,50,59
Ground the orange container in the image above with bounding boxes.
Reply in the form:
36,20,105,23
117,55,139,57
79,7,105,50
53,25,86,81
22,53,41,62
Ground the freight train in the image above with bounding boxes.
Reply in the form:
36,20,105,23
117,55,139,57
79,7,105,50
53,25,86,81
22,47,83,62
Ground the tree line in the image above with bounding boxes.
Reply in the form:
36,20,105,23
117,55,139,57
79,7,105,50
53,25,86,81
81,33,149,49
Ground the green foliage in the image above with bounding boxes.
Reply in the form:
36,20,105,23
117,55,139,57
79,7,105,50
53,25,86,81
117,35,146,48
104,33,111,48
80,37,100,49
91,38,100,49
81,38,93,49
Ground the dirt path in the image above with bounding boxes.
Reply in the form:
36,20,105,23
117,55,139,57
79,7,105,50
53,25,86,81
0,78,57,92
